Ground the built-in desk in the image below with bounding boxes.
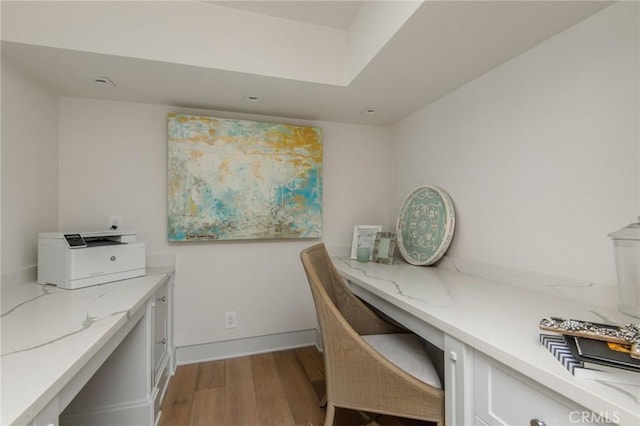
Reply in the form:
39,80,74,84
333,257,639,426
1,266,175,426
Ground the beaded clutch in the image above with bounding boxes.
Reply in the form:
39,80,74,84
539,317,640,360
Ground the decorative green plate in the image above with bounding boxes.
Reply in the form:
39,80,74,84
396,186,455,266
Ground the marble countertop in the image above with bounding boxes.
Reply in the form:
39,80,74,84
333,257,640,425
1,267,174,426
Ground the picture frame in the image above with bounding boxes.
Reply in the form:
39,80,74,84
350,225,383,260
372,232,397,265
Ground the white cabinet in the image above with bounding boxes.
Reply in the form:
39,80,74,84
444,335,474,426
475,415,490,426
152,282,169,377
150,278,173,424
30,397,59,426
59,275,174,426
474,351,609,426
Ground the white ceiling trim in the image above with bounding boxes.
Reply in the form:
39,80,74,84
1,1,352,85
206,1,364,30
1,1,614,126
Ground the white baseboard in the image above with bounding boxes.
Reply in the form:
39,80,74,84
175,329,319,365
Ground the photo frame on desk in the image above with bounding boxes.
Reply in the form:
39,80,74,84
372,232,396,265
350,225,383,260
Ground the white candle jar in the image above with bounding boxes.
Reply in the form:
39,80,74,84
608,217,640,318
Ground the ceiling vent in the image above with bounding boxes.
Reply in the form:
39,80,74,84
243,94,263,103
94,77,117,87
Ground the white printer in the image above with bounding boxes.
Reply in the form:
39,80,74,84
38,230,146,289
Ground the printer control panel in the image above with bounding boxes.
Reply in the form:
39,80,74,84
64,234,87,248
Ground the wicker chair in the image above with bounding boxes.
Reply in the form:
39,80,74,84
300,243,445,426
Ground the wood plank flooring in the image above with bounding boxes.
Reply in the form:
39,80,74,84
159,346,433,426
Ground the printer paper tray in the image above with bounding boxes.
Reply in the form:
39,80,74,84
85,239,126,247
64,267,146,289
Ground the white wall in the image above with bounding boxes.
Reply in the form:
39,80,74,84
1,57,59,275
389,2,639,287
58,98,389,347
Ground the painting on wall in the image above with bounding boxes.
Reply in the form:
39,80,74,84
167,113,322,241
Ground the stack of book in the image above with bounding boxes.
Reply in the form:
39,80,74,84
539,333,640,385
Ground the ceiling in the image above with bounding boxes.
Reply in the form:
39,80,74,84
2,1,613,126
207,1,364,29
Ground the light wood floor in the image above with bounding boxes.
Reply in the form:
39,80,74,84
159,346,433,426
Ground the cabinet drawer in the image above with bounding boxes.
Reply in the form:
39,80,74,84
153,283,168,312
474,352,608,426
150,281,169,382
153,304,168,375
153,361,171,424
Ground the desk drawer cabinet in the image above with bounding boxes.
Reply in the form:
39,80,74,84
474,352,607,426
151,276,173,425
153,364,170,417
58,276,174,426
152,282,169,380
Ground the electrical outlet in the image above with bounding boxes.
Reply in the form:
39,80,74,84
225,311,237,329
108,215,123,230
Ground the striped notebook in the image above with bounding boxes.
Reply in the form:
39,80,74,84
540,334,582,374
539,334,640,386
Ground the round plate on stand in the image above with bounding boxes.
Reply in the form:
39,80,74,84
396,185,455,266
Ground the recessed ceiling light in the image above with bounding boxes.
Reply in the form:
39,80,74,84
94,76,117,87
361,108,376,114
243,94,263,103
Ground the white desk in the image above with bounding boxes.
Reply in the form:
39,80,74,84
333,257,640,426
1,267,174,426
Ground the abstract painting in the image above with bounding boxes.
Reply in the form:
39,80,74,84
168,113,322,241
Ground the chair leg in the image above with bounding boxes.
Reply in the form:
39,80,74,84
324,403,336,426
357,411,381,426
319,393,327,407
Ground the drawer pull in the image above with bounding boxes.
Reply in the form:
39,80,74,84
161,338,166,345
161,296,167,302
530,419,547,426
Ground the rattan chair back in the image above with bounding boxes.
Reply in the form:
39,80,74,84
300,243,445,426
